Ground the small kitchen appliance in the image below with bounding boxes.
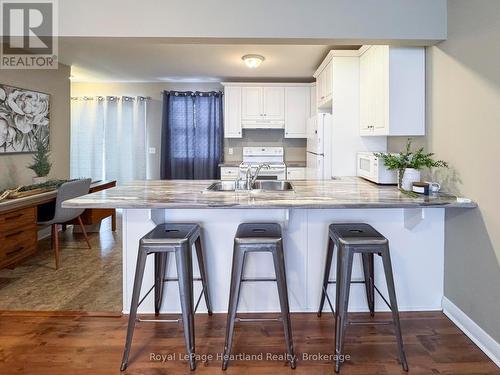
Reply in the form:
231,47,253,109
357,151,398,184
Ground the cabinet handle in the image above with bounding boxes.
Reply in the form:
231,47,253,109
263,114,267,116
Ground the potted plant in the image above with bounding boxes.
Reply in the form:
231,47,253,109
27,138,52,184
375,139,448,191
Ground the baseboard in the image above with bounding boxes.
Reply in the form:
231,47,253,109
442,296,500,367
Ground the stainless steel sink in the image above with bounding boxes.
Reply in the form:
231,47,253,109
205,180,294,192
205,180,249,192
251,181,294,191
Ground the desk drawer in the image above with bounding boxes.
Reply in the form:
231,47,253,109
0,207,36,234
0,225,37,266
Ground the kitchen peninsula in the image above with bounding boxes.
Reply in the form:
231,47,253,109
63,178,476,315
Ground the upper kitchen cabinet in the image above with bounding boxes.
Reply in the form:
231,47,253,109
224,86,242,138
284,86,310,138
241,86,285,126
222,83,311,138
359,46,425,136
314,58,333,110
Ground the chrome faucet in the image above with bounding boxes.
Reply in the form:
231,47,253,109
250,163,271,185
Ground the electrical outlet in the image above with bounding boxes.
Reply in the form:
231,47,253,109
148,147,156,154
228,148,234,155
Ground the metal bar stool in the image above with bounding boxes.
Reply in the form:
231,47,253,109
318,223,408,373
120,223,213,371
222,223,296,370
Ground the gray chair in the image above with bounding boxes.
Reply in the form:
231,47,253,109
120,223,213,371
318,223,408,373
222,223,296,370
37,178,92,269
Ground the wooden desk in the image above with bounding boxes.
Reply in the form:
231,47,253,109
0,180,116,269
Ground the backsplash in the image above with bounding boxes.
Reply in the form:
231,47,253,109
223,129,306,163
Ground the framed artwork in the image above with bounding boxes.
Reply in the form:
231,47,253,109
0,83,50,153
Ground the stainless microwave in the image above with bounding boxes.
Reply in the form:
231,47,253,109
357,152,397,184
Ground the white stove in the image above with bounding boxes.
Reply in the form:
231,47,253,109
240,147,286,180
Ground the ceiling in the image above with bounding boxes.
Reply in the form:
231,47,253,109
59,38,359,83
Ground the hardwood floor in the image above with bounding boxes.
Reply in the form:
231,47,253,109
0,312,497,375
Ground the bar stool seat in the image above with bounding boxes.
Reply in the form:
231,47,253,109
234,222,282,244
330,223,389,246
120,223,213,371
318,223,408,373
222,223,296,370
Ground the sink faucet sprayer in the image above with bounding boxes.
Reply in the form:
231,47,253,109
245,163,271,188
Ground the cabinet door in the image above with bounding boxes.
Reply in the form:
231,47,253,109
373,46,389,134
224,86,242,138
309,84,317,117
220,167,240,180
262,87,284,120
324,61,333,100
242,87,262,121
284,87,309,138
317,70,325,103
359,47,373,134
286,167,306,180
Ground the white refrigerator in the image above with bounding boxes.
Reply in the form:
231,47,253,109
306,113,332,180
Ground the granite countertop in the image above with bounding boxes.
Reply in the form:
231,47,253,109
63,177,477,210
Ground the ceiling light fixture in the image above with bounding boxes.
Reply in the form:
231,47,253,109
242,54,265,68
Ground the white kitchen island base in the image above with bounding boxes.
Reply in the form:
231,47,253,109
122,208,444,314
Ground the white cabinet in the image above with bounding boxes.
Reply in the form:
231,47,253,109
315,59,333,110
262,87,285,120
241,87,262,121
224,86,242,138
286,167,306,180
241,87,284,123
359,45,425,136
284,87,310,138
310,83,317,117
220,167,240,180
223,83,310,138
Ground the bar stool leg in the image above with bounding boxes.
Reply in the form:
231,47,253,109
120,248,148,371
334,245,354,373
175,245,196,370
318,237,335,317
361,252,375,317
222,247,246,370
273,242,296,368
154,252,168,315
380,246,409,372
194,236,213,315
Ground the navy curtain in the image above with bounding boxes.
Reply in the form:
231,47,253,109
160,91,223,179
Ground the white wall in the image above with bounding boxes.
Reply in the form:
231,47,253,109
59,0,446,43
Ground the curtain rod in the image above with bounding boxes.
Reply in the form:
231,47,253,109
71,95,152,101
160,90,223,96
